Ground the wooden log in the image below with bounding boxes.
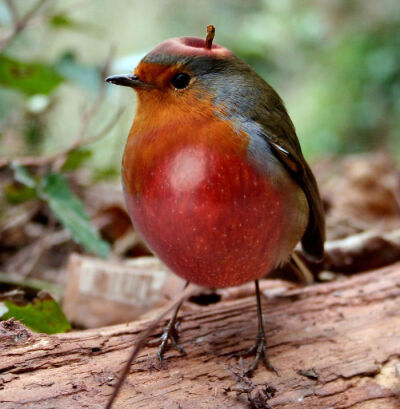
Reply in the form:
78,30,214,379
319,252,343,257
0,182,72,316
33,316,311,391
0,263,400,409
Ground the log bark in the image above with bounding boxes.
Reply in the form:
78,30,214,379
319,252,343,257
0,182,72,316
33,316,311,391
1,263,400,409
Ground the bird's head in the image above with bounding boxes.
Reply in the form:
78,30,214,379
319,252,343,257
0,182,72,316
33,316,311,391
105,26,271,119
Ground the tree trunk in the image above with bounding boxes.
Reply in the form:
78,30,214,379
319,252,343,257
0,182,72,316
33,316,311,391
0,263,399,409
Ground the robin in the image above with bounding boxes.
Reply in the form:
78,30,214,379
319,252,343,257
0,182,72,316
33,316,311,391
106,25,325,374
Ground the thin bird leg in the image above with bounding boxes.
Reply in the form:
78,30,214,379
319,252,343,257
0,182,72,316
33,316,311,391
148,281,189,362
241,280,278,376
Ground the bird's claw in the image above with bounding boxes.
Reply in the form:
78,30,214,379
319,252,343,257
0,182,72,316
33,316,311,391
148,319,186,363
229,332,278,376
242,333,278,376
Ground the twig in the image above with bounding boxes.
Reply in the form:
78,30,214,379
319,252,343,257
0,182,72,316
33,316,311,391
104,284,198,409
4,0,19,26
52,105,124,171
0,0,93,50
0,202,40,233
75,46,113,140
0,44,123,172
5,228,70,278
51,45,116,171
0,0,112,172
9,0,93,35
0,0,49,51
0,107,124,170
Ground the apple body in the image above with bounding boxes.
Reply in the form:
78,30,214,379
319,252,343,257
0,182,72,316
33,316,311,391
123,111,308,288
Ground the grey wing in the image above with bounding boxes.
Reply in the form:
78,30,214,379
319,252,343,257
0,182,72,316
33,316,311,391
218,56,325,260
268,139,325,261
255,109,325,261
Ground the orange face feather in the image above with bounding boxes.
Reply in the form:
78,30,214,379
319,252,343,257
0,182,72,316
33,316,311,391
123,62,250,195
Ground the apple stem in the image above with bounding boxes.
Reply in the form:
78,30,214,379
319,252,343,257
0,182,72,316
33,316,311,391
205,25,215,50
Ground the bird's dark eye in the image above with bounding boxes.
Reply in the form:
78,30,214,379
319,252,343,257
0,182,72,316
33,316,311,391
171,73,191,90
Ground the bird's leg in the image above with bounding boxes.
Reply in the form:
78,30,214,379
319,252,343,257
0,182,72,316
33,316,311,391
241,280,277,376
148,281,189,362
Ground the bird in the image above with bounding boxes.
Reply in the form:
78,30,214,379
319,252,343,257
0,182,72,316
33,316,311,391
106,25,325,375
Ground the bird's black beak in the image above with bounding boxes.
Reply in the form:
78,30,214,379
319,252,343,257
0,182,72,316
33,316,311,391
105,74,155,89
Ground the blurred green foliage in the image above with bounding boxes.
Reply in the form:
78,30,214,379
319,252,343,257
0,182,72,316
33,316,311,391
40,172,110,258
61,148,92,171
0,1,397,261
10,164,110,258
0,0,398,167
0,55,64,95
0,0,397,332
0,1,113,258
0,289,71,334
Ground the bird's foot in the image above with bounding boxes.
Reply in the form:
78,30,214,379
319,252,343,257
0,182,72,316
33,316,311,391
242,331,278,376
230,330,278,376
148,319,186,363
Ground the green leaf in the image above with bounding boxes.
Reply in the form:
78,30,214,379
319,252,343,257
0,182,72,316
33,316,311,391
4,183,36,204
8,166,109,257
61,148,92,171
12,163,37,188
40,173,110,258
50,14,82,29
92,166,120,182
0,292,71,334
0,55,64,95
49,14,103,36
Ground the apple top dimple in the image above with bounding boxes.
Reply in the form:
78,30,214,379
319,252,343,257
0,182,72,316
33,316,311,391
147,37,233,58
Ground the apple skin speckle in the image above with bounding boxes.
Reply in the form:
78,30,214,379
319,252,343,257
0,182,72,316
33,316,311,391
124,144,287,288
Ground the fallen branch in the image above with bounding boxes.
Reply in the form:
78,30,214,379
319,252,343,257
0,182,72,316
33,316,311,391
0,263,399,408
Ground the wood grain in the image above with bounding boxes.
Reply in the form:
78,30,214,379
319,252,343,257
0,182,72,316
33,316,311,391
0,263,399,409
